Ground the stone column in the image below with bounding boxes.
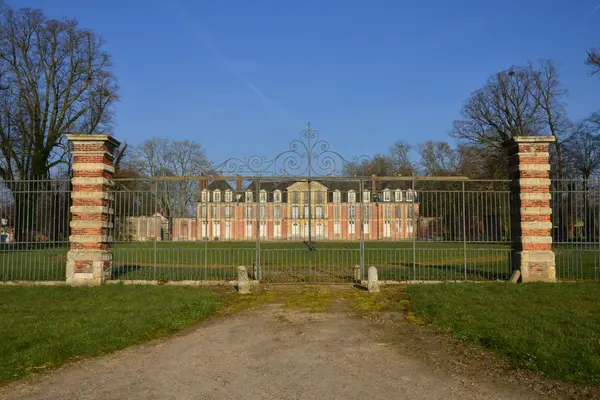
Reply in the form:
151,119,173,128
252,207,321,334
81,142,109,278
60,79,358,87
505,136,556,283
66,134,120,286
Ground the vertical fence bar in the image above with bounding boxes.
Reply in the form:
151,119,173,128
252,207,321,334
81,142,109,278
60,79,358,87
462,180,467,281
412,174,416,281
256,178,261,281
359,179,365,281
153,180,158,281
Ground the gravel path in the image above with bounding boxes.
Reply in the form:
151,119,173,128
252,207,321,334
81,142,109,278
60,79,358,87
0,305,557,400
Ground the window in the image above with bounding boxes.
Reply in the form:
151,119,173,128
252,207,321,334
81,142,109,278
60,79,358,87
292,222,300,237
213,190,221,203
395,220,401,233
315,205,323,218
212,205,219,219
212,222,221,239
274,205,281,219
245,191,253,203
259,205,267,219
363,190,370,203
201,222,208,239
384,221,391,238
364,205,372,219
292,191,300,204
395,205,402,219
383,189,391,202
334,205,341,219
304,205,309,218
274,190,281,203
245,222,253,238
224,206,233,218
316,191,324,204
384,204,392,219
407,205,414,219
225,190,233,202
316,222,324,238
348,190,356,203
407,219,414,233
292,206,299,219
334,221,341,235
225,221,232,239
363,221,370,234
259,190,267,203
395,189,402,202
260,221,267,238
333,190,341,203
348,205,356,219
348,221,356,234
303,222,309,237
406,189,414,202
201,189,208,202
274,222,281,238
200,205,208,219
245,206,253,219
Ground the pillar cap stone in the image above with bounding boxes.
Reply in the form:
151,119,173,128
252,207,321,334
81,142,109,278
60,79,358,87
504,136,556,147
66,133,121,148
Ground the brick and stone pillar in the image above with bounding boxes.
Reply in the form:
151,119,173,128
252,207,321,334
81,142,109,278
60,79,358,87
66,134,121,286
505,136,555,283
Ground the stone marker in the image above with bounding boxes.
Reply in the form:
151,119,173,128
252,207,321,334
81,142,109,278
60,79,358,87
510,269,521,283
237,266,250,294
367,266,379,293
353,265,361,283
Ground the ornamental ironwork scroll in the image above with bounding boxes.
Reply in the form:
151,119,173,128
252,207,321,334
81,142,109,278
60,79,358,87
211,124,372,177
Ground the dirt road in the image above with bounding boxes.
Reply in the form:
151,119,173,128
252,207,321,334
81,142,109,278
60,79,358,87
0,303,574,400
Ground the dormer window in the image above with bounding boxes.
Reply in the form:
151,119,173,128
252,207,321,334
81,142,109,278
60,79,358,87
225,190,233,202
259,190,267,203
383,189,391,202
213,190,221,203
363,190,370,203
245,190,253,203
348,190,356,203
201,189,208,202
394,189,402,202
291,191,300,204
406,189,415,202
333,190,341,203
274,190,281,203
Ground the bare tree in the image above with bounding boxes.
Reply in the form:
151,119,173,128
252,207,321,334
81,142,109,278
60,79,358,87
131,138,210,225
0,7,119,180
587,48,600,75
531,60,570,179
418,141,460,176
344,141,415,177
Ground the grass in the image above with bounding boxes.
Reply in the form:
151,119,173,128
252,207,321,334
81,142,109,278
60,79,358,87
0,285,222,383
406,283,600,386
0,241,598,282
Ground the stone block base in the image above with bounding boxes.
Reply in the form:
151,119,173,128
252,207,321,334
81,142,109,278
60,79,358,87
512,250,556,283
66,250,112,286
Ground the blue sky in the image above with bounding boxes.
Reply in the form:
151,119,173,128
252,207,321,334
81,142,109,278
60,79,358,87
10,0,600,163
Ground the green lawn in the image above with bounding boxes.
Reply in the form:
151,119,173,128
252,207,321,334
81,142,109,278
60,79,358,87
0,285,220,383
406,283,600,385
0,241,598,282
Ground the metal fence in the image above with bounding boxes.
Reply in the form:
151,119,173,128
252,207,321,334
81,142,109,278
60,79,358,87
552,178,600,280
0,179,71,281
109,176,512,283
2,175,598,283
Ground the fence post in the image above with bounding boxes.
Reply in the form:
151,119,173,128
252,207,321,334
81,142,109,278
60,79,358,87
66,134,120,286
505,136,556,283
